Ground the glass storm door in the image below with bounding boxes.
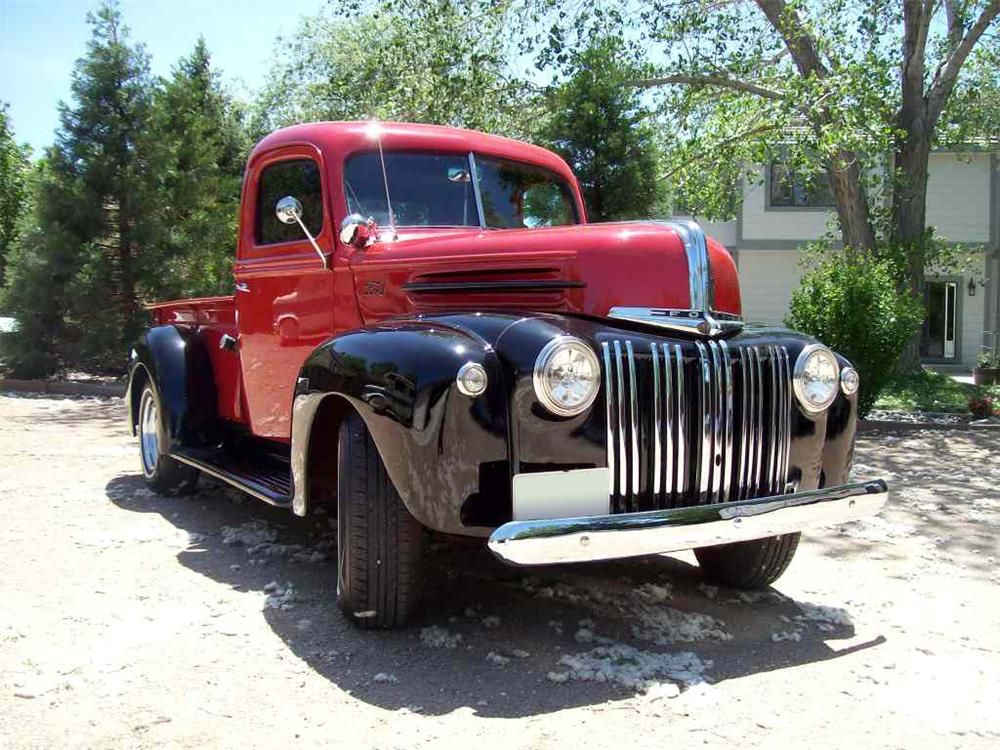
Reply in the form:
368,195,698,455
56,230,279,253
920,281,957,360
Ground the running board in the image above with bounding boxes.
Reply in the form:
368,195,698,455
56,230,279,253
171,447,292,508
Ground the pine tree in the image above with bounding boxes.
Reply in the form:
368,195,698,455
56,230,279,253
538,35,665,222
3,1,157,374
150,38,248,299
0,104,31,290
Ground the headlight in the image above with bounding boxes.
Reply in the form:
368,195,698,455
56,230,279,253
533,336,600,417
840,366,860,395
793,344,841,414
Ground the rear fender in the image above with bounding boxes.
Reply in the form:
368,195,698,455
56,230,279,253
291,319,510,533
126,325,220,449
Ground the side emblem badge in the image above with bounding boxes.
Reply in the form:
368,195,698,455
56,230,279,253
363,280,386,297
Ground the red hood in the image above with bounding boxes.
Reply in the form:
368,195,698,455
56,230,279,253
348,222,740,324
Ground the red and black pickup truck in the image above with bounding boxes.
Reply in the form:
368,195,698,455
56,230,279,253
127,121,887,628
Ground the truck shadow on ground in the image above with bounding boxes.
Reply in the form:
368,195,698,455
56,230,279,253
106,473,885,718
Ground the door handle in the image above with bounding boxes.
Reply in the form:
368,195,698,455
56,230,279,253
235,282,250,293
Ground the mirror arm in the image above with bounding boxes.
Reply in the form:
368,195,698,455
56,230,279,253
294,216,328,269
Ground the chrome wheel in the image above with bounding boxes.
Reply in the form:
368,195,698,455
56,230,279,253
139,388,160,478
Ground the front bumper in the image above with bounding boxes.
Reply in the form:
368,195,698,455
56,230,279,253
487,479,888,566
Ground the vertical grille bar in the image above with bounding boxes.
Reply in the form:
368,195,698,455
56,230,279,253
720,340,734,502
695,341,712,503
738,347,750,500
767,345,780,495
601,342,615,499
708,341,724,502
779,347,792,491
752,346,765,496
650,342,662,501
673,344,685,498
625,341,639,507
613,340,627,506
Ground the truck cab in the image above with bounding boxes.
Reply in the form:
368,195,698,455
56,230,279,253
128,121,887,629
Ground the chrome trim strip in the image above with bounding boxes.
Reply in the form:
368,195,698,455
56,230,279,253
720,340,734,502
602,342,615,497
768,345,780,495
663,343,674,501
172,452,289,508
613,340,627,502
467,152,486,228
651,342,662,500
674,344,686,497
625,340,640,506
488,480,890,566
608,307,743,338
664,220,714,311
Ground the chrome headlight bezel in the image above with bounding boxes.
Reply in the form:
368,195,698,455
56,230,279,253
840,366,860,396
793,344,841,414
532,336,601,417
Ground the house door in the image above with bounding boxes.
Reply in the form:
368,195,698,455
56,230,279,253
920,280,958,361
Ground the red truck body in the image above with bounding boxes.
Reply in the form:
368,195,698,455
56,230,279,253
130,120,885,629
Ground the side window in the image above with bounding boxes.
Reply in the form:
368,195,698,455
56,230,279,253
255,159,324,245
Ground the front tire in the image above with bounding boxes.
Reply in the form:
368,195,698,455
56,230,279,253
694,533,800,590
137,383,199,495
337,411,423,629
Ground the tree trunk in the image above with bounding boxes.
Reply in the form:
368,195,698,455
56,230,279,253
892,112,932,373
825,152,877,253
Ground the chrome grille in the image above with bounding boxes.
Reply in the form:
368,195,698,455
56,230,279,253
602,339,793,512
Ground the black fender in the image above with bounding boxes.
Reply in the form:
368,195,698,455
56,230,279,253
291,316,513,534
126,325,220,450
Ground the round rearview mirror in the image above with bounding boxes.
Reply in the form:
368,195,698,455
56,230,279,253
340,213,373,248
276,196,303,225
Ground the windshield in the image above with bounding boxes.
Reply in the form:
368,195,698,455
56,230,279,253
343,151,578,229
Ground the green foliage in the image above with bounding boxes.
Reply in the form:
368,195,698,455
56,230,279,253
0,104,32,291
1,2,248,377
257,0,538,140
786,250,924,417
537,34,666,222
149,38,249,299
874,369,990,414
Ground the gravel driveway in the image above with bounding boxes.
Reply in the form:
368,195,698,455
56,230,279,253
1,394,998,749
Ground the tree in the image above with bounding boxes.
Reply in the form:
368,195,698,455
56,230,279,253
538,34,666,221
594,0,999,368
0,104,31,291
151,38,249,298
256,0,539,140
3,1,157,374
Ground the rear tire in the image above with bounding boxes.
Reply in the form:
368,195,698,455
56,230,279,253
337,411,423,629
694,533,800,590
137,383,199,496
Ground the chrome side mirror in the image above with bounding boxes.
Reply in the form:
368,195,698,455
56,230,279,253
275,195,328,269
340,213,379,249
276,196,303,225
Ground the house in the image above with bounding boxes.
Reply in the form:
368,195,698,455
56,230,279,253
701,151,999,369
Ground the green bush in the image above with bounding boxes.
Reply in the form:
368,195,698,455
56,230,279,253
786,251,924,417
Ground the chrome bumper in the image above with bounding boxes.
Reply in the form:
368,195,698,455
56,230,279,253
487,479,888,566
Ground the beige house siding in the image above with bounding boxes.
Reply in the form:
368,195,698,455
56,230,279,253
926,152,992,242
740,167,835,242
735,250,804,326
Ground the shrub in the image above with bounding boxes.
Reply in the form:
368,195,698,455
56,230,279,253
968,394,999,419
786,251,924,417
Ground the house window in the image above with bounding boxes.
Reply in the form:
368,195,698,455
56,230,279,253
768,162,835,208
255,159,324,245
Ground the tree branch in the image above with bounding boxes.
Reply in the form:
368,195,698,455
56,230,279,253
627,74,784,100
928,0,1000,118
754,0,829,78
658,123,781,181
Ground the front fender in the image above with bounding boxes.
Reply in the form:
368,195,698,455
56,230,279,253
292,317,510,533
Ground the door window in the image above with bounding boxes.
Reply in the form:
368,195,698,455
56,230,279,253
255,159,324,245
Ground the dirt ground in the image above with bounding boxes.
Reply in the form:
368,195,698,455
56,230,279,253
1,393,998,750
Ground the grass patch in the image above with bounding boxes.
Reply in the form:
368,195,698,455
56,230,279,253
873,369,990,414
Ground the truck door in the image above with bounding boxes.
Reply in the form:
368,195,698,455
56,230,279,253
234,146,335,439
